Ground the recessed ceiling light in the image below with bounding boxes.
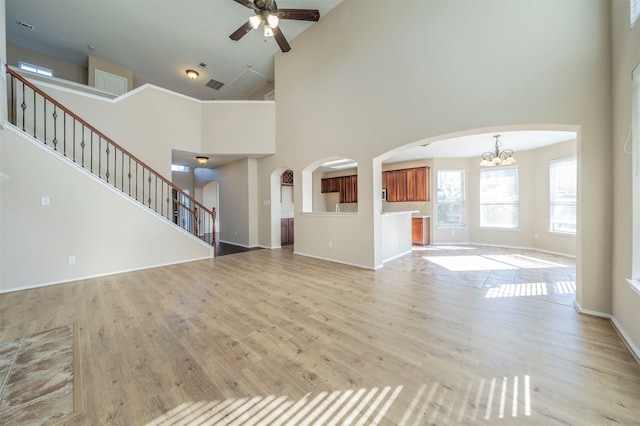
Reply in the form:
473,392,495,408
199,62,207,68
88,45,96,50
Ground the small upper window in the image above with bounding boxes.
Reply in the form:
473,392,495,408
19,61,53,77
171,164,189,172
632,0,640,28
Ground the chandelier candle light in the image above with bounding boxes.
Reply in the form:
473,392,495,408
479,135,516,167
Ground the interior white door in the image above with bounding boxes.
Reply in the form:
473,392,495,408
95,69,128,95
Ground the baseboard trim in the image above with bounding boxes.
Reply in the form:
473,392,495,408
0,256,212,295
610,316,640,365
574,300,640,365
293,251,375,271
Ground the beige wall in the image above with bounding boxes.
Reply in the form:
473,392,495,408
7,44,87,84
0,128,212,292
29,83,275,183
264,1,611,305
213,158,258,247
88,55,133,91
611,0,640,356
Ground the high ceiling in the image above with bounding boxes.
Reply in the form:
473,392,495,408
6,1,577,169
6,0,343,100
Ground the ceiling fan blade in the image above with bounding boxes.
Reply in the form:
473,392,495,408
277,9,320,22
273,27,291,52
232,0,259,11
229,21,253,41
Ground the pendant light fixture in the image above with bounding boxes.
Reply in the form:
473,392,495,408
479,135,516,167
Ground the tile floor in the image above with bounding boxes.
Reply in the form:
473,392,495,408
0,325,75,425
384,244,576,306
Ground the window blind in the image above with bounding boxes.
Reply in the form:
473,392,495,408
480,167,519,229
550,157,577,234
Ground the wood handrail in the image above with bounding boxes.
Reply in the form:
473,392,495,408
6,66,214,217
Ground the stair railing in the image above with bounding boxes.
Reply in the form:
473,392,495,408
6,66,216,250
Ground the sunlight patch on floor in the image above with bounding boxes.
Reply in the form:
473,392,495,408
485,283,549,298
145,375,533,425
424,255,518,271
553,281,576,295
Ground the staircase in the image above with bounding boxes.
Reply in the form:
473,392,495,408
5,66,216,252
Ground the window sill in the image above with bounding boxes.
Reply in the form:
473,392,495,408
626,279,640,296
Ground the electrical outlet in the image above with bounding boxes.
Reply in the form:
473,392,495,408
68,256,76,264
328,241,333,248
534,233,539,239
41,196,50,206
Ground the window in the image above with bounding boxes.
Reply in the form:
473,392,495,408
18,61,53,77
171,164,189,172
549,157,577,234
480,167,519,229
437,170,465,226
632,0,640,28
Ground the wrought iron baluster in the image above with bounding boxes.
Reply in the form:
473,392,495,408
43,100,47,145
72,118,76,162
63,111,67,156
81,124,86,167
121,151,124,192
52,106,58,151
10,75,14,125
98,136,102,178
33,88,36,138
128,158,132,196
155,176,158,212
147,173,152,207
136,162,139,201
20,81,26,131
142,168,145,207
105,144,110,182
90,133,93,172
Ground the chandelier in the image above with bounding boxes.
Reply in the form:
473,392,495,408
479,135,516,167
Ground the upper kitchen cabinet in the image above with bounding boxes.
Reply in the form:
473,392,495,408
383,166,430,202
321,175,358,203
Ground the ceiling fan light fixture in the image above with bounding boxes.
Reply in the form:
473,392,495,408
267,14,279,28
263,24,274,37
186,69,199,80
249,15,262,29
196,156,209,165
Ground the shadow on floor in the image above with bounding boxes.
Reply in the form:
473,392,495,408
215,240,264,257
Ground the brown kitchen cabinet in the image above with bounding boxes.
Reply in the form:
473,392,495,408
383,166,430,202
281,218,294,245
321,175,358,203
412,216,430,245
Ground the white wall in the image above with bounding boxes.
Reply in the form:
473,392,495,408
264,1,611,307
0,128,212,292
611,0,640,357
27,82,275,182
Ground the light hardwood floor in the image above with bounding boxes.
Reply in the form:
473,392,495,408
1,246,639,425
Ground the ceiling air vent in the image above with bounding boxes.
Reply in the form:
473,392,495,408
205,79,224,90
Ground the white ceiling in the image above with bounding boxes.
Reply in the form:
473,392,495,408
5,0,343,100
6,2,576,170
384,130,577,164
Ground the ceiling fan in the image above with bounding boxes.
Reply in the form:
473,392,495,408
229,0,320,52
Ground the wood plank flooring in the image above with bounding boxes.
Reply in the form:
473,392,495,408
0,246,638,425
